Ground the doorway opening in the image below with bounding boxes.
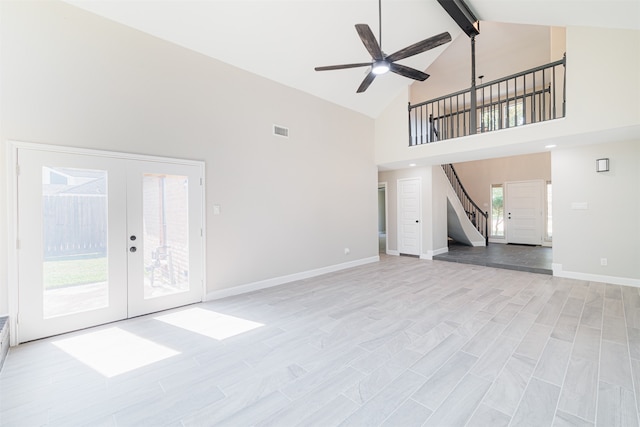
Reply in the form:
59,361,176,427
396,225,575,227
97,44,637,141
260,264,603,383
437,154,552,274
378,183,387,254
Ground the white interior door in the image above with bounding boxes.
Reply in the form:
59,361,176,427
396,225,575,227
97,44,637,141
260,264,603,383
16,147,204,343
505,180,544,245
397,177,421,256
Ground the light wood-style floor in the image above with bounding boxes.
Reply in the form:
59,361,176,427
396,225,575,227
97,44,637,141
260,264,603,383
2,255,640,426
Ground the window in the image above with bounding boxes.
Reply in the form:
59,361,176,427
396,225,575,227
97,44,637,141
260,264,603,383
479,100,524,132
491,184,504,237
505,100,525,127
481,104,501,132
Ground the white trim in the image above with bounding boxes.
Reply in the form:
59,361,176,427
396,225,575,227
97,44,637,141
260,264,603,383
205,256,380,301
432,247,449,256
421,247,449,260
552,264,640,287
6,143,19,346
386,250,400,256
8,140,204,167
197,164,207,305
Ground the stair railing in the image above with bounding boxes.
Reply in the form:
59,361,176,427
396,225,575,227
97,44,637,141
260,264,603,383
409,55,566,146
442,164,489,245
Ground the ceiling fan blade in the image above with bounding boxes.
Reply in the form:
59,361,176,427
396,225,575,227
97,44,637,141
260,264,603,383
356,72,376,93
389,63,430,81
355,24,383,61
386,32,452,62
314,63,372,71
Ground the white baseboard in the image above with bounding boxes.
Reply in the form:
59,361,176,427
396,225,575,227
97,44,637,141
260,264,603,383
386,250,400,256
421,247,449,260
552,264,640,287
205,256,380,301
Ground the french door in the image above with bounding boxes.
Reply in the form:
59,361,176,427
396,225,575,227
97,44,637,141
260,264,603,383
16,147,204,343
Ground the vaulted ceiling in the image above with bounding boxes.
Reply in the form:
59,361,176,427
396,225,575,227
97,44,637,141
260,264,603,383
63,0,640,118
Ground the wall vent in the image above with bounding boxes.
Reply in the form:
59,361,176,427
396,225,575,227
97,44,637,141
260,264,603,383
273,125,289,138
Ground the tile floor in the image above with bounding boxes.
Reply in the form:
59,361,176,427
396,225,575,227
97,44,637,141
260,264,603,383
1,255,638,426
433,241,553,275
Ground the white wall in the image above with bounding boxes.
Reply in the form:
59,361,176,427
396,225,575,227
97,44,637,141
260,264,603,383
552,141,640,284
0,1,378,314
374,88,410,166
430,166,451,254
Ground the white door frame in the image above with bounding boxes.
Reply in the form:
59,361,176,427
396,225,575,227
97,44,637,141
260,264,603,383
6,141,206,345
397,177,422,256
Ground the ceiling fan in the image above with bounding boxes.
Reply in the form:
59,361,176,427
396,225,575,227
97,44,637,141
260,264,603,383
314,0,452,93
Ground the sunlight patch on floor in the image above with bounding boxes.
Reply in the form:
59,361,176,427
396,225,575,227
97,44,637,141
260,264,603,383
52,327,180,377
154,307,264,340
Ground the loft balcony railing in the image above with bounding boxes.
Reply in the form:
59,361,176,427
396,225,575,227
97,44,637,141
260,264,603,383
409,55,566,146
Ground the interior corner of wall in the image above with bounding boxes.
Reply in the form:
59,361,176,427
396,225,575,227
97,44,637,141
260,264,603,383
552,263,563,275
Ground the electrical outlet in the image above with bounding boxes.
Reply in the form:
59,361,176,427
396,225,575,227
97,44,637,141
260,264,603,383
344,248,350,255
600,258,608,266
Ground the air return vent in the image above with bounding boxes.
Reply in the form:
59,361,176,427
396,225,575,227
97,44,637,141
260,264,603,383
273,125,289,138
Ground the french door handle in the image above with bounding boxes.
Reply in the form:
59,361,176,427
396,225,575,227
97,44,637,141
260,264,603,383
130,235,137,241
129,247,137,253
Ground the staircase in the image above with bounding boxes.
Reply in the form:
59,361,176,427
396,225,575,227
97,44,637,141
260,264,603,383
441,164,488,246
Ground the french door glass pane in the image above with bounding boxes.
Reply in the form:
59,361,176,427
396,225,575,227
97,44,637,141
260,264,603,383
143,174,190,299
42,167,109,318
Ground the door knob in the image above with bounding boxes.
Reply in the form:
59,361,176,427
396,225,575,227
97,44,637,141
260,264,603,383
130,235,136,241
415,220,419,223
129,247,137,253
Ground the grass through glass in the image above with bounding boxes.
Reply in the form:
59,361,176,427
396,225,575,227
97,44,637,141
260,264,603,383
44,257,107,289
42,167,109,318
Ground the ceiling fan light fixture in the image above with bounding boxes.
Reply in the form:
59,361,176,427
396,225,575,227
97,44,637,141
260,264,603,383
314,1,452,92
372,60,390,75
